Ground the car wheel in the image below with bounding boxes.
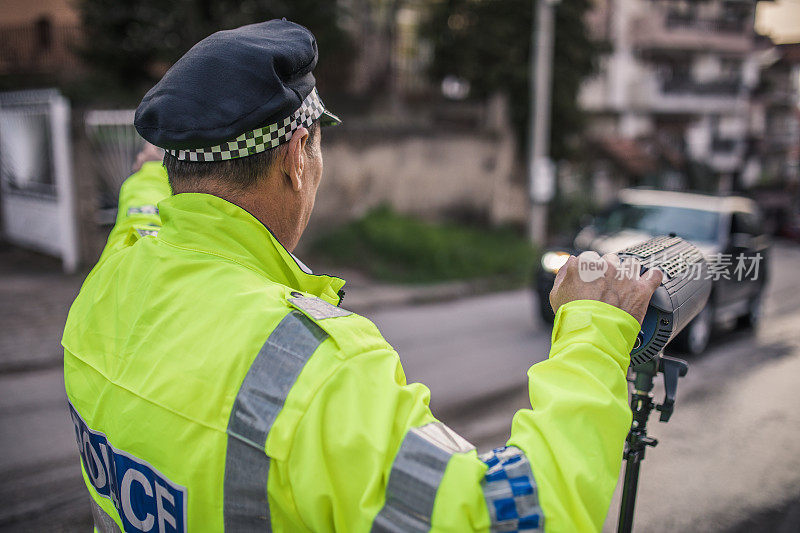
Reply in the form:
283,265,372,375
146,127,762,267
736,291,763,330
674,304,713,355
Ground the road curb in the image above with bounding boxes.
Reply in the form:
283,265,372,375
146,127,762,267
343,276,526,313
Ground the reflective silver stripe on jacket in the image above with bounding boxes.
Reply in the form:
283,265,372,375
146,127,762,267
127,205,158,216
134,226,159,237
371,422,475,532
480,446,544,532
89,497,122,533
223,311,328,531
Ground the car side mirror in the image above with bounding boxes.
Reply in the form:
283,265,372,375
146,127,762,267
729,232,752,251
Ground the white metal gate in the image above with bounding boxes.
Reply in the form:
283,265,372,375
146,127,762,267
0,89,79,272
84,109,144,225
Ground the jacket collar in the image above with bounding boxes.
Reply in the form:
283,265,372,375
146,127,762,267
156,193,345,306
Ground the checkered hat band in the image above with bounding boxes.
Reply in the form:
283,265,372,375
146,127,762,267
168,88,325,162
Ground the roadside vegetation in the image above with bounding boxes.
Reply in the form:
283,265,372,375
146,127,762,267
310,207,539,285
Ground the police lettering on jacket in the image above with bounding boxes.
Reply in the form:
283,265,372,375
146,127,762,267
68,402,187,532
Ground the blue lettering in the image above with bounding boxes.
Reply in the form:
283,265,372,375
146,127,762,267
68,402,187,532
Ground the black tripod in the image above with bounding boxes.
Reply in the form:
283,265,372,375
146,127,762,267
617,355,688,533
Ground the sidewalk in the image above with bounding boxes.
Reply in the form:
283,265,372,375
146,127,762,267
330,265,506,313
0,245,83,373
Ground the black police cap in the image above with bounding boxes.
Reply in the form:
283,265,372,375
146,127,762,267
134,19,340,162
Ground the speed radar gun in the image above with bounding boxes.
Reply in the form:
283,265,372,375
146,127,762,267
614,235,712,533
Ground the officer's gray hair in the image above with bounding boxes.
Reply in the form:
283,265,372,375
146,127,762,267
163,121,319,193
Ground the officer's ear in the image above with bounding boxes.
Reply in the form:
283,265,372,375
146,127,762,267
282,127,309,192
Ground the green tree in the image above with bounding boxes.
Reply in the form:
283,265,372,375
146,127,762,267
422,0,601,160
76,0,352,103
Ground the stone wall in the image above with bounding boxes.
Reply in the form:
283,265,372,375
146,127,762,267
71,97,530,265
307,122,528,236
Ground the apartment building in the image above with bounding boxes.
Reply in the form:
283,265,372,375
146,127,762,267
580,0,769,197
755,42,800,186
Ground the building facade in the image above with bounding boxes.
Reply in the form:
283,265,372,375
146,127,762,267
755,43,800,187
0,0,82,80
580,0,771,198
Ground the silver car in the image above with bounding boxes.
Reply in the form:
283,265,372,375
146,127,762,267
535,188,770,354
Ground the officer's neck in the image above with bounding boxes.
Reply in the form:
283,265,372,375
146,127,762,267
211,186,304,253
173,169,306,253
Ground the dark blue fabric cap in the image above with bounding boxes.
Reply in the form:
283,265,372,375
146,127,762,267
135,20,337,151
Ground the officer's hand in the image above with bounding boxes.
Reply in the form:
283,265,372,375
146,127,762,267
549,252,663,325
132,142,165,173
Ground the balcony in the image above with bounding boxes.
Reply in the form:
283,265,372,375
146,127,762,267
664,13,747,34
629,72,748,114
661,77,743,96
630,11,755,54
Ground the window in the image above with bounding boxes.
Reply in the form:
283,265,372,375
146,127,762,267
596,204,722,244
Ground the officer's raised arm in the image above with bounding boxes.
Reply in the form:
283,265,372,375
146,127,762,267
95,143,170,265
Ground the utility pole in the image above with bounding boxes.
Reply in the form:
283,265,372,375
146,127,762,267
528,0,559,245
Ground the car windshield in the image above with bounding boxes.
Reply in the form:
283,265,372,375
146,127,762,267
596,203,721,244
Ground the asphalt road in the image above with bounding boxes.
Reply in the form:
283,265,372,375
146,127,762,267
2,242,799,531
371,242,800,532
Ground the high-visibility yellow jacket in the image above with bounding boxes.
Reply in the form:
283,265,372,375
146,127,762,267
63,161,639,533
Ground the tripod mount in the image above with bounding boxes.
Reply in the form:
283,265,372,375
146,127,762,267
617,354,688,533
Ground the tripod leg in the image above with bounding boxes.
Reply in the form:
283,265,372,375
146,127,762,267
618,451,641,533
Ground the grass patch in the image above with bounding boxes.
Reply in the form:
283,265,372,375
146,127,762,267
310,206,539,284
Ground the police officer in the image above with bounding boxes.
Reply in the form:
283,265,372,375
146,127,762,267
63,19,662,532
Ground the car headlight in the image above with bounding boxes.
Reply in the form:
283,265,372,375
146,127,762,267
541,251,570,273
